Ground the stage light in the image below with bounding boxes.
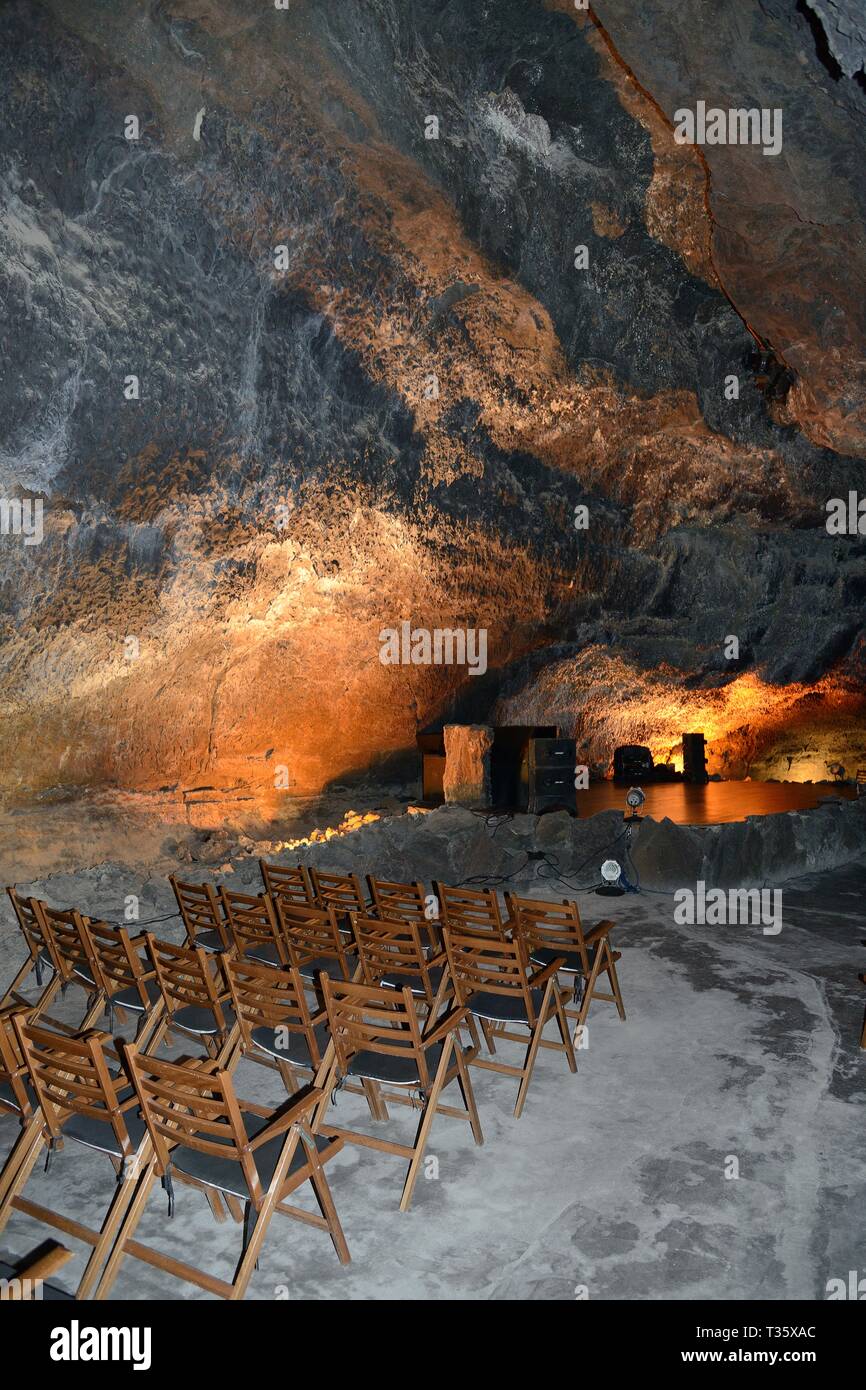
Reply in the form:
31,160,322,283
597,858,625,896
625,785,645,821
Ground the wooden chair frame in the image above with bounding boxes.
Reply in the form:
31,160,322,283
435,881,510,938
443,927,576,1118
31,903,106,1030
94,1047,349,1300
0,1019,154,1300
219,887,289,969
143,936,234,1059
258,861,315,907
2,889,61,1013
0,1005,36,1212
350,912,450,1013
78,918,165,1049
274,898,358,985
0,1241,72,1299
309,868,369,923
505,893,626,1036
169,875,232,954
367,876,440,951
317,974,482,1211
222,955,328,1093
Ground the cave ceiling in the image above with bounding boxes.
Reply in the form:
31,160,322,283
0,0,864,799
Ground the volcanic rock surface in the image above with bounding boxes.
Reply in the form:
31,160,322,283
0,0,864,805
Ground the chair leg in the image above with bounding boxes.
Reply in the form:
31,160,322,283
514,979,556,1121
361,1077,389,1122
0,954,38,1005
301,1131,350,1264
92,1164,159,1301
605,948,627,1020
399,1034,454,1213
480,1018,497,1054
76,1148,153,1300
0,1115,45,1219
551,983,577,1073
453,1043,483,1146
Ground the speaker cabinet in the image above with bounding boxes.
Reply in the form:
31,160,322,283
682,732,708,784
518,737,576,814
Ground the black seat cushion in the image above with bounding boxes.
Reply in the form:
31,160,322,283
379,965,444,997
297,954,346,981
346,1041,444,1086
242,942,283,967
61,1091,148,1157
72,963,97,987
111,978,162,1012
251,1021,329,1065
529,945,594,975
193,930,226,952
466,988,542,1024
171,1003,235,1035
171,1111,333,1200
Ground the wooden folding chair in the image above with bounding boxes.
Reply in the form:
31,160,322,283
220,887,289,969
222,955,329,1093
309,868,369,926
435,882,510,938
258,861,315,907
274,899,357,985
505,893,626,1036
143,936,234,1060
318,975,482,1211
443,928,576,1118
367,876,440,950
78,918,164,1048
0,1019,153,1300
169,875,232,954
0,1241,73,1299
0,1005,37,1211
351,913,449,1013
32,904,105,1029
94,1046,349,1300
2,888,61,1012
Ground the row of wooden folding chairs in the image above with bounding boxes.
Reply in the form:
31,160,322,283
175,868,625,1036
0,1005,348,1300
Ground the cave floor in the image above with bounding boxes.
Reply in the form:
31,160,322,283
0,857,864,1302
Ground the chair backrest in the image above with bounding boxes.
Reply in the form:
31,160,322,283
274,899,352,977
258,861,315,906
309,868,367,917
219,888,287,966
78,918,153,1007
121,1045,266,1203
442,928,538,1024
12,1016,142,1157
367,877,428,924
223,956,323,1066
0,1005,32,1118
320,975,430,1086
350,914,437,1003
145,935,230,1028
169,876,231,951
504,893,589,973
6,888,58,973
435,882,507,937
34,904,95,985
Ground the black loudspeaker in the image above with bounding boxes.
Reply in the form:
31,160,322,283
682,732,708,784
518,738,577,815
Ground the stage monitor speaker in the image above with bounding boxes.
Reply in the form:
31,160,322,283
682,732,708,784
518,737,576,815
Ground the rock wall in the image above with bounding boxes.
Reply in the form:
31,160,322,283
0,0,863,804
